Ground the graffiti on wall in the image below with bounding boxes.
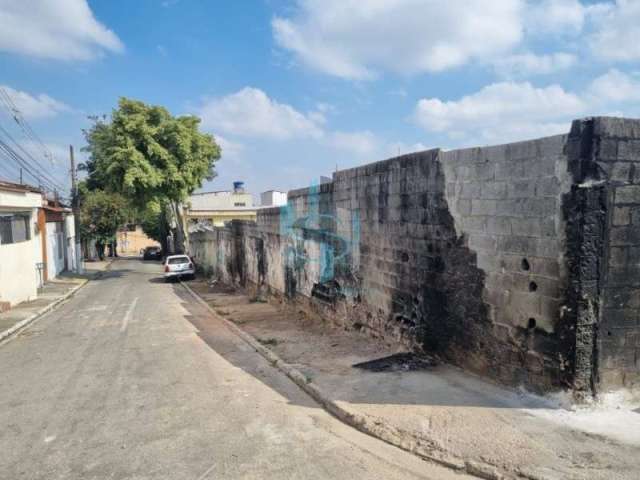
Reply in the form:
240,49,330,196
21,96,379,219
279,180,360,300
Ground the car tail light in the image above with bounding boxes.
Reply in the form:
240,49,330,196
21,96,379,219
164,265,169,272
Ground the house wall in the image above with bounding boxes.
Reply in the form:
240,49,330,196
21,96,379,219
0,188,42,306
117,226,159,255
190,117,640,396
46,221,65,280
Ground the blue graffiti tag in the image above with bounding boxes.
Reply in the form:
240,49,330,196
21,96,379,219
279,179,360,291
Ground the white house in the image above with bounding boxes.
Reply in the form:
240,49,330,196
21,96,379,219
0,180,44,309
0,180,79,311
260,190,287,207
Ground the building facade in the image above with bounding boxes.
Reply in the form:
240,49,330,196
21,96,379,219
0,181,78,310
0,181,44,309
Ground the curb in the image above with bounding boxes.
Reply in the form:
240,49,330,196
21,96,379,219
0,279,89,344
181,281,531,480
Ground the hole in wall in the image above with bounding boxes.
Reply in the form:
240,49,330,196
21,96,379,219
521,258,530,271
607,331,612,336
528,318,536,329
529,281,538,292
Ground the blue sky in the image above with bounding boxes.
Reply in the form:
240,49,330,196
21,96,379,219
0,0,639,200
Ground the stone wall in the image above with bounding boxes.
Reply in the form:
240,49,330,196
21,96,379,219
190,117,640,396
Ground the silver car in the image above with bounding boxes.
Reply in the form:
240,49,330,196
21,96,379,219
163,255,195,281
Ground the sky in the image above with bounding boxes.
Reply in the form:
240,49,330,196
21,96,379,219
0,0,639,199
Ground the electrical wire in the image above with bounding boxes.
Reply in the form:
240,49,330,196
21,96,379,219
0,86,70,199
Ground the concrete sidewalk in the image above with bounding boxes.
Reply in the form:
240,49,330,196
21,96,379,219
186,279,640,480
0,260,112,343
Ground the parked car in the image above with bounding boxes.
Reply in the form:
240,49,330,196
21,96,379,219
142,246,163,260
163,254,195,281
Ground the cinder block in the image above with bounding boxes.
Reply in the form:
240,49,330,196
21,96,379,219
536,238,560,258
536,177,561,197
471,199,497,216
610,226,640,246
481,182,507,199
598,138,619,161
486,217,511,235
468,234,497,252
609,247,627,266
616,185,640,204
610,162,633,183
460,181,482,199
497,235,538,255
511,217,542,237
462,216,486,232
495,161,524,180
613,207,631,226
618,140,640,161
507,180,536,198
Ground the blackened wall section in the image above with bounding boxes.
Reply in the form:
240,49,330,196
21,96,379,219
190,117,640,396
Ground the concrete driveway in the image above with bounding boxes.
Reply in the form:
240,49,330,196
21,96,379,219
0,258,471,480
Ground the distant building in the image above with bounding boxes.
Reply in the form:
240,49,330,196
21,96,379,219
117,224,160,256
260,190,287,207
185,181,257,229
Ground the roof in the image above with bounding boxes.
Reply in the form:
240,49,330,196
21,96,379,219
0,179,42,195
42,204,71,214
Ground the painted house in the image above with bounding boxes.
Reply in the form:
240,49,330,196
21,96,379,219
0,180,79,311
0,181,44,309
185,182,258,228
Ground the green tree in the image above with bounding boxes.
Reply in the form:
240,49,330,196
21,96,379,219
79,188,129,260
82,98,220,252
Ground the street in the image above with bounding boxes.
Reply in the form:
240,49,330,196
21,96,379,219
0,258,467,480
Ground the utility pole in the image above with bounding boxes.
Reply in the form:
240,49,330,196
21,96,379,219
19,168,23,185
70,145,82,272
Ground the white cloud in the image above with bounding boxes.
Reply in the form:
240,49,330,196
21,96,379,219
493,52,577,77
589,0,640,62
414,81,586,144
328,131,378,155
272,0,523,79
0,0,123,61
213,134,244,158
587,69,640,104
526,0,587,35
413,69,640,145
0,85,70,119
198,87,324,140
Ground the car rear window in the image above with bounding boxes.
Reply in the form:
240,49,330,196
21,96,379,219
168,256,190,265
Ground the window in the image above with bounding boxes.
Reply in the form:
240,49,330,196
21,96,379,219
0,214,31,245
168,256,190,265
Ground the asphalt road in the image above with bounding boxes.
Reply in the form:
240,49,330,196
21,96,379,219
0,258,471,480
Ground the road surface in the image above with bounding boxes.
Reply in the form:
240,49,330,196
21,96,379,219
0,258,470,480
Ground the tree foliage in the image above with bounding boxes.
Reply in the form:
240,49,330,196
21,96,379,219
82,98,220,208
81,97,220,252
78,187,129,242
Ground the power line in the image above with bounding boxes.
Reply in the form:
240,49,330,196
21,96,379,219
0,86,69,197
0,87,55,164
0,123,67,193
0,138,64,196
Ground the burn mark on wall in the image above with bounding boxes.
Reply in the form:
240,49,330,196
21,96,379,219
562,118,608,398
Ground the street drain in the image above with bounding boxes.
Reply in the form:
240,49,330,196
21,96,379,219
352,353,438,372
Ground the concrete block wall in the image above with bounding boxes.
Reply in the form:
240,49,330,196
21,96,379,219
595,118,640,390
190,117,640,396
